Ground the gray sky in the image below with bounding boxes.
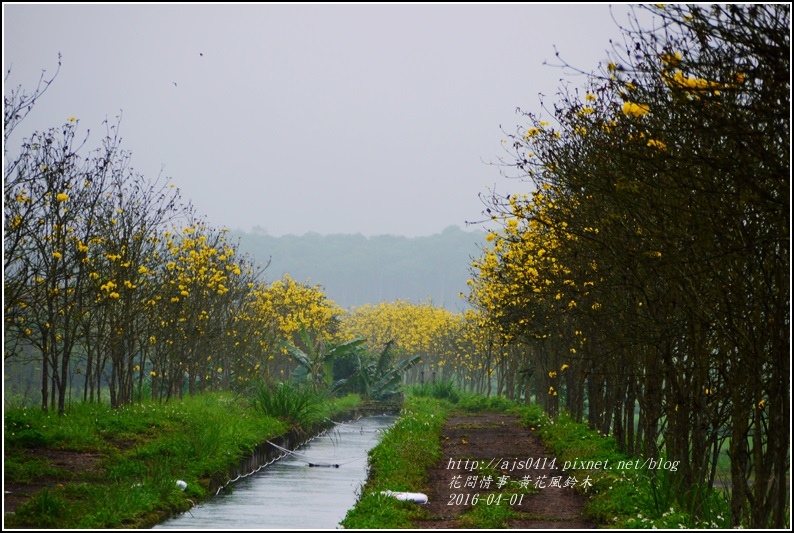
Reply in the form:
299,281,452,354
4,3,638,237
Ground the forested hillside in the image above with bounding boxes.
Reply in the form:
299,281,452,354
230,225,485,310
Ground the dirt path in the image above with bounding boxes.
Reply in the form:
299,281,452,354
412,411,598,529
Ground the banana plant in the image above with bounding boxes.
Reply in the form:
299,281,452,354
351,340,422,401
284,322,367,392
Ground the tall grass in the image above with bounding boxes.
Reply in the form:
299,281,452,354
407,379,461,403
248,380,324,432
406,380,522,412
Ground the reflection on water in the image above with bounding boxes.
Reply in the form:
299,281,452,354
156,415,395,530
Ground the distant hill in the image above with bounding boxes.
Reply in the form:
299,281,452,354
230,225,486,311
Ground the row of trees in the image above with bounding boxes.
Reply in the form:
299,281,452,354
466,5,788,528
340,301,551,401
2,67,514,413
4,67,347,411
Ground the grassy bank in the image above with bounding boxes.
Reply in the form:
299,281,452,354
518,406,732,529
340,395,450,528
4,390,360,528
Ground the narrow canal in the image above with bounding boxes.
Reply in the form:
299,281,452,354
155,415,396,529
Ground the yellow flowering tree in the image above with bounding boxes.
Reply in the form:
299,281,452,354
3,114,127,413
341,300,467,387
241,274,344,382
143,221,261,400
472,5,788,527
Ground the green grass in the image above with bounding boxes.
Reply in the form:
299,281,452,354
455,392,518,412
407,379,461,403
248,380,324,432
340,395,450,528
515,406,732,529
4,391,361,528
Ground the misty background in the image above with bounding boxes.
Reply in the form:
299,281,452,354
4,4,639,305
232,225,484,311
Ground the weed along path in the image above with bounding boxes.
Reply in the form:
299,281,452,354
414,411,597,529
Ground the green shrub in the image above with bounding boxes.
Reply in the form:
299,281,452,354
249,380,323,431
455,393,516,412
408,379,461,403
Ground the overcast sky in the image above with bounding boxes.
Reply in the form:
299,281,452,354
4,3,641,237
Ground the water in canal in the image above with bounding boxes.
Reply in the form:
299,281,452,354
156,415,395,530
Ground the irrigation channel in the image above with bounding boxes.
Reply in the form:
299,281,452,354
155,415,396,529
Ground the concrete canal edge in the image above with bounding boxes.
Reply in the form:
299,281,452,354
139,401,402,529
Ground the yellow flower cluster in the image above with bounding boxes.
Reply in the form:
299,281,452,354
622,102,650,117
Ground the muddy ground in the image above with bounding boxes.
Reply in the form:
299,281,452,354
412,411,598,529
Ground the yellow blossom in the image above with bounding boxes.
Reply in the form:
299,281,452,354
561,364,570,371
661,51,682,67
56,193,69,202
622,101,650,117
52,251,63,259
